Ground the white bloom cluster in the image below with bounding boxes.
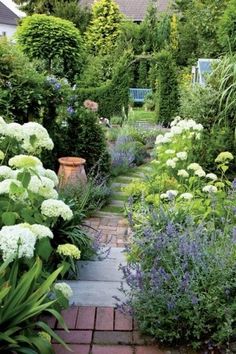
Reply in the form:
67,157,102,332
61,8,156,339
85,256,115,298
0,166,15,180
28,224,53,240
28,175,58,199
54,282,73,299
206,173,218,181
215,151,234,163
187,163,202,171
194,169,206,177
22,122,54,152
41,199,73,220
0,224,36,261
180,193,193,200
166,158,178,168
177,169,189,178
0,117,53,153
165,149,175,154
202,185,218,193
9,155,42,169
0,179,21,195
160,190,178,199
155,117,203,146
176,151,188,160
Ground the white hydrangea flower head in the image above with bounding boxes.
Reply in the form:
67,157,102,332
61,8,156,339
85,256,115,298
155,134,171,145
166,190,178,198
215,151,234,163
9,155,42,169
170,116,182,127
22,122,54,153
160,193,168,199
0,179,21,195
206,173,218,181
195,169,206,177
54,282,73,299
202,185,218,193
41,199,73,220
0,150,4,160
5,123,24,142
176,151,188,160
57,244,81,259
177,169,189,178
29,224,53,240
170,126,183,135
187,163,202,171
180,193,193,200
0,224,36,261
0,166,15,180
166,159,177,168
44,169,59,186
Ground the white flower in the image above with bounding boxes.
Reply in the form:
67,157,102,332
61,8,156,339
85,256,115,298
170,126,183,135
28,175,58,199
29,224,53,240
9,155,42,169
41,199,73,220
155,134,171,145
176,151,188,160
0,224,36,261
187,163,202,171
180,193,193,200
0,166,15,180
44,169,59,186
215,151,234,163
170,116,182,127
54,282,73,299
22,122,54,153
195,169,206,177
206,173,218,181
5,122,24,142
166,190,178,198
0,179,21,195
202,185,218,193
177,169,189,178
160,193,168,199
166,159,176,168
165,149,175,154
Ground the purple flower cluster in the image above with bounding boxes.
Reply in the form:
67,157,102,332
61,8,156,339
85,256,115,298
46,76,62,91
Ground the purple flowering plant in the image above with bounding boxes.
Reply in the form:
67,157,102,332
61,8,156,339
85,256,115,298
118,202,236,349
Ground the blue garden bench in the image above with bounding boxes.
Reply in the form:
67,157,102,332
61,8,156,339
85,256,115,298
129,88,152,103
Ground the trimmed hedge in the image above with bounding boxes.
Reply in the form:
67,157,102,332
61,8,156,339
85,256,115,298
155,50,179,126
76,53,130,118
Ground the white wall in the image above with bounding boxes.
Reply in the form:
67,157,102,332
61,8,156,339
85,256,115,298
0,23,17,37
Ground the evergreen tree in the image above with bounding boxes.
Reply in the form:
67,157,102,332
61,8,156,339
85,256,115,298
85,0,123,55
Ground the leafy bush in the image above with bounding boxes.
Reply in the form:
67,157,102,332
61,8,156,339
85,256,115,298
0,257,68,353
155,50,179,126
143,92,155,111
217,0,236,52
63,107,111,176
16,14,83,81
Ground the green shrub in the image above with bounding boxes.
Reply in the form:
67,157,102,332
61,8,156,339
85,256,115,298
0,39,45,123
16,14,83,81
155,50,179,126
63,107,111,176
218,0,236,52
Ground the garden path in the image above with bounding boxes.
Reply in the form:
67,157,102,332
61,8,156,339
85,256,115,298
52,121,188,353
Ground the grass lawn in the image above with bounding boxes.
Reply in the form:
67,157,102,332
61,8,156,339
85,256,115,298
128,108,156,123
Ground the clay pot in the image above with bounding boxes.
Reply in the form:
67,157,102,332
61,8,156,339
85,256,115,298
58,157,87,188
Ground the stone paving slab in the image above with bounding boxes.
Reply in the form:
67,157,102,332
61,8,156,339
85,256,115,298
66,280,127,307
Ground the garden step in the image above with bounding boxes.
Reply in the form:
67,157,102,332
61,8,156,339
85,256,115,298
110,200,125,207
95,211,123,218
77,247,126,282
111,182,129,189
66,280,127,307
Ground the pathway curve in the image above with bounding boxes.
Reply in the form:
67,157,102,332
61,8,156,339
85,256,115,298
52,121,185,353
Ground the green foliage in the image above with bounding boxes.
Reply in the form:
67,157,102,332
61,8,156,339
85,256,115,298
14,0,54,14
0,257,68,353
0,39,45,123
63,107,111,176
155,50,179,125
16,14,83,81
85,0,123,55
218,0,236,52
52,0,91,33
76,52,131,117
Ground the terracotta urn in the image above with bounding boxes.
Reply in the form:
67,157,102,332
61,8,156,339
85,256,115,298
58,157,87,188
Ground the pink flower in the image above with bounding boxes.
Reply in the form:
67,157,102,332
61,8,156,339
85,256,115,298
83,99,98,112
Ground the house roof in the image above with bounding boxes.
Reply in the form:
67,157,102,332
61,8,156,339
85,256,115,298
0,1,20,25
80,0,171,21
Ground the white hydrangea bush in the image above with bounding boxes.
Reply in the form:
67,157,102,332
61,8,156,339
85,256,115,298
150,117,231,205
0,116,73,262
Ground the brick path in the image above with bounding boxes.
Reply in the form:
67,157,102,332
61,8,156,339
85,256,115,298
49,306,179,354
83,215,132,247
